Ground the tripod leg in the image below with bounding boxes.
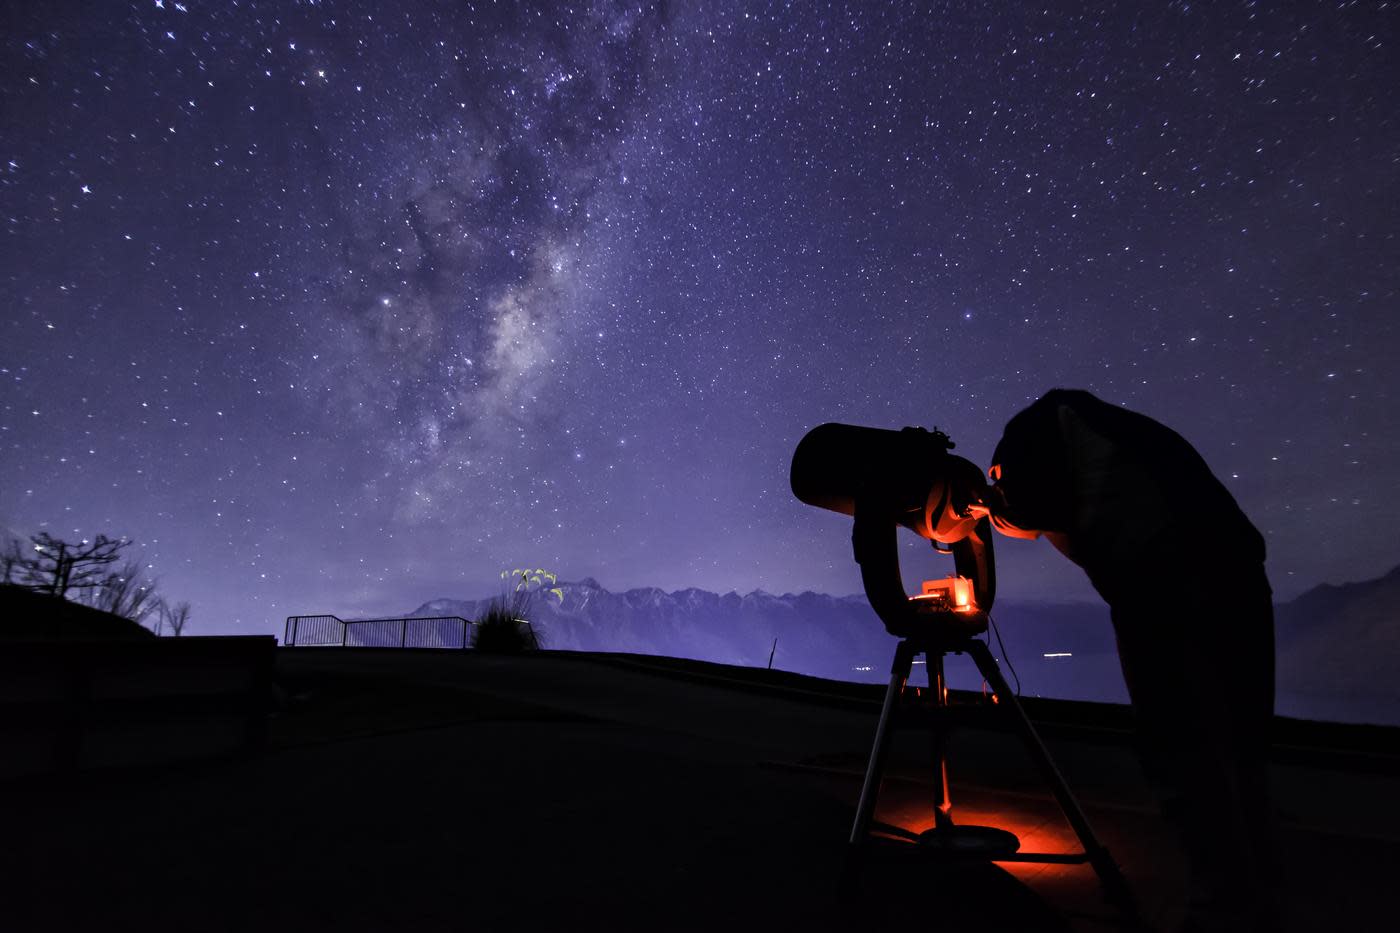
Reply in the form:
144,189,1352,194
929,651,954,829
849,640,915,846
966,640,1138,915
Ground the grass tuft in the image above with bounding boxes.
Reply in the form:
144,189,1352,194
471,598,541,653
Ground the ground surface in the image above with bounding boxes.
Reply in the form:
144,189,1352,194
7,648,1400,932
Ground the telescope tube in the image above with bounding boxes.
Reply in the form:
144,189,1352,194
790,422,996,622
790,423,957,540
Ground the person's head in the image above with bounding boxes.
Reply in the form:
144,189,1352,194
969,462,1045,540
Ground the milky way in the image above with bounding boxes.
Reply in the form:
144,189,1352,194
3,1,1397,632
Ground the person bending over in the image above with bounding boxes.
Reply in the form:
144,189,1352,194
972,388,1275,932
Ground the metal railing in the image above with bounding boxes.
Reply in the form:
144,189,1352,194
283,614,474,649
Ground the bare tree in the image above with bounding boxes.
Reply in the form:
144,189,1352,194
13,532,190,632
160,600,192,637
78,560,162,626
1,535,24,584
20,533,127,598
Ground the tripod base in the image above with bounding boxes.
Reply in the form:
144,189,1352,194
916,824,1021,859
847,636,1137,918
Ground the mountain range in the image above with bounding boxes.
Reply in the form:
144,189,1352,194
1273,564,1400,724
410,579,1129,701
408,565,1400,725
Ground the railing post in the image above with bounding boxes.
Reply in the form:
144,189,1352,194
401,618,408,648
341,619,348,647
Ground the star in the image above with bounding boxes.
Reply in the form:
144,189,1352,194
0,0,1393,688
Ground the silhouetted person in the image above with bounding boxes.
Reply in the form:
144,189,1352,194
974,389,1275,932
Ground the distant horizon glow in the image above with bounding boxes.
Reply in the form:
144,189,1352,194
3,2,1397,635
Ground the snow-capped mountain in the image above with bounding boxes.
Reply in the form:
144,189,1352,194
409,578,1123,694
410,578,889,682
407,566,1400,723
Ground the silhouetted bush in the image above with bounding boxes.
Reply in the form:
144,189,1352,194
471,599,541,653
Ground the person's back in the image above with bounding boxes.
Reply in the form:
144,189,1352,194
985,389,1276,932
989,388,1265,597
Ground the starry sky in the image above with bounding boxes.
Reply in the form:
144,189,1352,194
3,1,1397,635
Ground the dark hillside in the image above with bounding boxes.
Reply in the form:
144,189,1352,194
0,584,155,641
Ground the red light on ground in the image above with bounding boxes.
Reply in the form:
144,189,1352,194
874,782,1087,884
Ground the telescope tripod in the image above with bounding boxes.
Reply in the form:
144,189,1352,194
847,635,1135,914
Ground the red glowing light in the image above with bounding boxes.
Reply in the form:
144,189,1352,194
918,576,977,612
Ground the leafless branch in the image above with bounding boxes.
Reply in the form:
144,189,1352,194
160,600,192,637
20,533,128,598
77,560,162,625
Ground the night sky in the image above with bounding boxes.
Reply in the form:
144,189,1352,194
3,1,1397,635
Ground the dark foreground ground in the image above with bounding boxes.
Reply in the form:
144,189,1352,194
7,648,1400,932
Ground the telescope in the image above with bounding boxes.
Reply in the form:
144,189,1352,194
789,422,995,639
789,422,1134,912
